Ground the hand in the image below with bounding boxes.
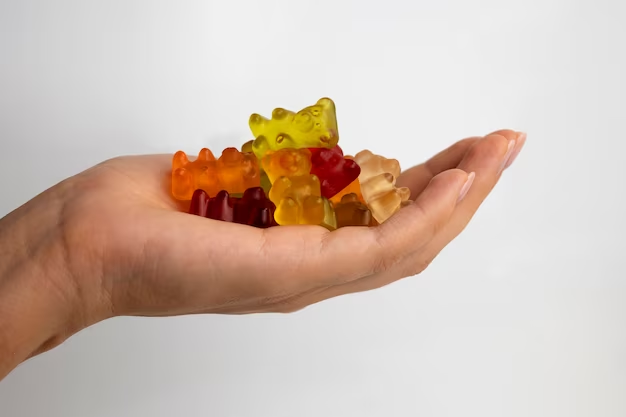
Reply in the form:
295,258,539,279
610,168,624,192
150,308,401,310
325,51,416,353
0,129,525,379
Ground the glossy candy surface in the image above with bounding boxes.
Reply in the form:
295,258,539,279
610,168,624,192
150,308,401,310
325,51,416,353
249,98,339,159
268,174,336,229
309,145,361,199
261,148,312,184
189,187,277,228
172,148,260,200
333,193,374,228
330,176,364,205
172,97,410,228
354,150,411,224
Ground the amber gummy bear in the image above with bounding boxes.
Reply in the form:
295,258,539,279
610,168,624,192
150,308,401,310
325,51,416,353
172,148,261,200
268,174,336,230
333,193,375,228
354,150,410,224
249,98,339,159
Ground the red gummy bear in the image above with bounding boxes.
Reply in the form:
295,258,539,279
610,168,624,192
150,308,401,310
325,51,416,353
309,145,361,199
189,187,278,228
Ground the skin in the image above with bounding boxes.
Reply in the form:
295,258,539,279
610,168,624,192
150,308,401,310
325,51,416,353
0,129,525,381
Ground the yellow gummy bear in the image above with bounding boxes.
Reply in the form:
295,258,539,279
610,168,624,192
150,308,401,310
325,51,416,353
268,174,336,230
354,150,411,224
249,98,339,159
241,140,254,154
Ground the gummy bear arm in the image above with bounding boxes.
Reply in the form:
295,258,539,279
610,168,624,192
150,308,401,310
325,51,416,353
249,113,269,137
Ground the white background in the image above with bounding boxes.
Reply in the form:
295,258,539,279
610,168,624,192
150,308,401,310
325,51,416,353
1,0,625,416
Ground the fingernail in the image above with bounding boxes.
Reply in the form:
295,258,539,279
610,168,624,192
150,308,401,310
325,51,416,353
457,172,475,203
504,132,526,170
498,139,517,175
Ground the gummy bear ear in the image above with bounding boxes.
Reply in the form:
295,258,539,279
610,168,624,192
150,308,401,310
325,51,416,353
274,176,292,188
268,176,293,202
354,150,374,165
317,97,335,109
344,158,361,174
197,148,216,161
309,174,322,188
241,187,265,202
219,147,243,163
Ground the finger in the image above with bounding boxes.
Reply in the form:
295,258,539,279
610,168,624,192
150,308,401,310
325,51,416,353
371,168,471,265
271,168,473,313
271,130,523,313
504,131,527,170
421,130,524,260
247,167,469,294
396,137,481,198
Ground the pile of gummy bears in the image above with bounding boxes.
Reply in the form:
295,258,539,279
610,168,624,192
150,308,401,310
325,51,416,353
171,98,411,230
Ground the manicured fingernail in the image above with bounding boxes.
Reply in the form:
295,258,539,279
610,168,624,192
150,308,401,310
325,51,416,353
457,172,475,203
498,139,516,175
504,132,526,169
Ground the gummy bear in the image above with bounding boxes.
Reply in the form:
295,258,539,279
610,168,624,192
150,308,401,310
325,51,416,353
309,145,361,199
241,140,253,154
189,187,277,228
261,148,312,184
333,193,374,228
172,148,261,200
241,139,272,193
249,98,339,159
330,178,363,205
268,174,336,230
354,150,411,224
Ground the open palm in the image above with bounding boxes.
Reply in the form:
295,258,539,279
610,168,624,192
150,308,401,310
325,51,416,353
56,129,523,322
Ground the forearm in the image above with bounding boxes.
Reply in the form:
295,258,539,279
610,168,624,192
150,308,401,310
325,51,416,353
0,184,89,380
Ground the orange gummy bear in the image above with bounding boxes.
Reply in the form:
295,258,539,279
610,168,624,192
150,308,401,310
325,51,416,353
261,148,312,184
172,148,261,200
241,139,272,193
354,150,411,224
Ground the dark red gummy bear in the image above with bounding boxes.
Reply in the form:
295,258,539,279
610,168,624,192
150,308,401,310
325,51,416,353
234,187,278,227
309,145,361,199
189,187,277,228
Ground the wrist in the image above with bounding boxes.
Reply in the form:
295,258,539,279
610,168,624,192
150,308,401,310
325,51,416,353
0,179,109,379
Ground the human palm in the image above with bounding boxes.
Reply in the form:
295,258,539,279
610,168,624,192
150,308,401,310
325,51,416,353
52,129,524,324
